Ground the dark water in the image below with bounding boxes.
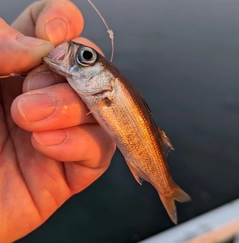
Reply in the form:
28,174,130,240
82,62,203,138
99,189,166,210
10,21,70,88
1,0,239,242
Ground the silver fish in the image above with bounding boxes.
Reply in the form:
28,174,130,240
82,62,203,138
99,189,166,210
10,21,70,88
43,41,190,224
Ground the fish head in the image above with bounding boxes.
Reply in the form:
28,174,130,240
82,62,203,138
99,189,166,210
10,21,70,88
43,41,112,96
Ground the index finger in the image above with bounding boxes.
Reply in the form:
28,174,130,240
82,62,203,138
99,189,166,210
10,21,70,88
0,18,54,76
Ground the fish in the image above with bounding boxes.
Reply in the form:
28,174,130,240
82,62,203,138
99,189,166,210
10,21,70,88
43,41,190,224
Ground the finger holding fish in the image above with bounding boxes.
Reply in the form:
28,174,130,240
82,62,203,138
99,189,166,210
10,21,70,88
21,64,66,92
31,124,115,167
0,18,53,76
11,83,96,132
11,0,84,46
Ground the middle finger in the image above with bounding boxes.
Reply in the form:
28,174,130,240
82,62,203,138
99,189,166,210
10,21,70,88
11,82,95,132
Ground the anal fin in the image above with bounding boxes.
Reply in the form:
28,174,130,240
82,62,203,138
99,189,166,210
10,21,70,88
126,161,144,185
158,127,174,157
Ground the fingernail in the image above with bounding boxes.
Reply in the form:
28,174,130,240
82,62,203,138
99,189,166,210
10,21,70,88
45,18,68,44
16,34,53,47
33,130,68,146
18,93,56,122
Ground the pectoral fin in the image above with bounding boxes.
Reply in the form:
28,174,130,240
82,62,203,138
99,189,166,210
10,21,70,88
87,97,111,115
126,161,144,185
158,128,174,157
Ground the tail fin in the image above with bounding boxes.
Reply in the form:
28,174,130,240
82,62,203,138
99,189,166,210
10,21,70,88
159,184,190,224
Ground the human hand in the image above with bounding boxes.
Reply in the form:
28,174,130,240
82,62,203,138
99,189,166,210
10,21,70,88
0,1,115,242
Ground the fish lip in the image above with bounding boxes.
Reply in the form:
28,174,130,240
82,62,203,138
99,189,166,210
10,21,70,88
43,55,62,66
47,42,67,61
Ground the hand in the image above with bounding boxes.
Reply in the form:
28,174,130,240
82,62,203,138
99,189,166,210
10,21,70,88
0,1,115,242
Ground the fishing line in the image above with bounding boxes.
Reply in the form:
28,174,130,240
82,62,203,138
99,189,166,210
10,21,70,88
0,73,26,78
87,0,114,62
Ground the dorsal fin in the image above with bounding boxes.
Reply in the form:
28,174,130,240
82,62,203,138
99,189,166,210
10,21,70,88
158,128,174,157
136,88,152,114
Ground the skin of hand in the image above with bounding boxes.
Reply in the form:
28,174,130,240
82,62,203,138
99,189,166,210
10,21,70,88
0,0,116,242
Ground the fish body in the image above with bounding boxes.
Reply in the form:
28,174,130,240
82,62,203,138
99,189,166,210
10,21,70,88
43,41,190,223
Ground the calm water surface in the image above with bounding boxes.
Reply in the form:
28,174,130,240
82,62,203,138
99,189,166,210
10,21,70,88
1,0,239,242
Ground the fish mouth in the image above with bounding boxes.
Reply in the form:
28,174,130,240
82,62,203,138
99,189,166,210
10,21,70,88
43,41,74,77
43,42,67,65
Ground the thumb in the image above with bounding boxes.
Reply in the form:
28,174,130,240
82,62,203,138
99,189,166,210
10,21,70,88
0,18,54,76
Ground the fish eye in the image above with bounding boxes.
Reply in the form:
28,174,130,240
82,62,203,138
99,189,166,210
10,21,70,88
76,46,97,66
